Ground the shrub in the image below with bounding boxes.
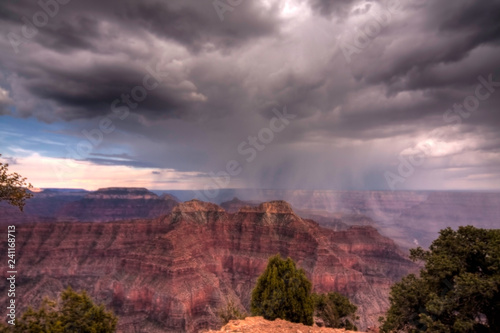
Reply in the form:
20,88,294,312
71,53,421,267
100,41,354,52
217,299,247,325
0,286,117,332
250,254,314,325
313,292,358,330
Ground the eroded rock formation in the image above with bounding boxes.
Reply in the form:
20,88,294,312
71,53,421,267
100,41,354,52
0,187,178,224
0,199,415,332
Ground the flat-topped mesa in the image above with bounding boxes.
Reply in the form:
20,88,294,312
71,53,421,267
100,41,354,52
33,188,88,198
238,200,295,214
85,187,159,200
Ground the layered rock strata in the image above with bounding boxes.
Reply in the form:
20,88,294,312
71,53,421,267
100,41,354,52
0,200,415,332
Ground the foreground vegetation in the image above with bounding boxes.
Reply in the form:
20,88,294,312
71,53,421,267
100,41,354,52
249,254,358,329
0,287,117,332
313,292,358,330
380,226,500,333
0,154,32,211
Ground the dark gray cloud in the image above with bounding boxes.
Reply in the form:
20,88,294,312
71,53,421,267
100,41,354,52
1,0,500,191
353,1,500,91
1,0,280,52
0,0,280,121
121,1,280,52
307,0,360,18
84,152,158,168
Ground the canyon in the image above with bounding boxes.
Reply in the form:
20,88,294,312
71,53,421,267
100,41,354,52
2,187,498,331
0,196,415,332
4,188,500,251
0,187,179,224
187,189,500,250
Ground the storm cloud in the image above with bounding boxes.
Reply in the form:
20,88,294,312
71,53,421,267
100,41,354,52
1,0,500,192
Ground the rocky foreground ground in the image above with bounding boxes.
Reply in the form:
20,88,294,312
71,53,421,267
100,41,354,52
204,317,366,333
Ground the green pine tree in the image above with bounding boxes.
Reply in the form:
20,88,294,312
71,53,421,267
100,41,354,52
380,226,500,333
0,286,117,332
250,254,314,325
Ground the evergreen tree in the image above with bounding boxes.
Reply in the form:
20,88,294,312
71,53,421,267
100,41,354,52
250,254,314,325
380,226,500,333
0,287,117,332
313,292,358,330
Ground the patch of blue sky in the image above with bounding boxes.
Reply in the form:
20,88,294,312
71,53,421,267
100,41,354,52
0,115,80,158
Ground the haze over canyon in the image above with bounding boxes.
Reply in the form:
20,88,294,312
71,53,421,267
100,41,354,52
1,187,499,332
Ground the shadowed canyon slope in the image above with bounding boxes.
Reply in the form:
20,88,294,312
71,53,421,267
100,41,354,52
0,200,415,332
0,187,179,224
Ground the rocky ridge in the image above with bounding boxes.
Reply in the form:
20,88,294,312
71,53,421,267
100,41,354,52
0,199,415,332
219,190,500,250
0,187,179,223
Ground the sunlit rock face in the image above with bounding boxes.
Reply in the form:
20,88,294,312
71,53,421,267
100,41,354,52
0,200,416,332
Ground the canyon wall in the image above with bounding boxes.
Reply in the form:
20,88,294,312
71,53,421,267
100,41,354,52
4,188,498,251
0,200,415,332
0,187,178,224
220,190,500,250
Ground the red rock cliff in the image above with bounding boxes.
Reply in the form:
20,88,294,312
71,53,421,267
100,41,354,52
0,200,416,332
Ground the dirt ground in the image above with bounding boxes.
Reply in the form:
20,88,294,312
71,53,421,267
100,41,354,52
204,316,367,333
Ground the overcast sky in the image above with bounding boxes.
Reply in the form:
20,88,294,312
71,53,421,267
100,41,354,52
1,0,500,192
